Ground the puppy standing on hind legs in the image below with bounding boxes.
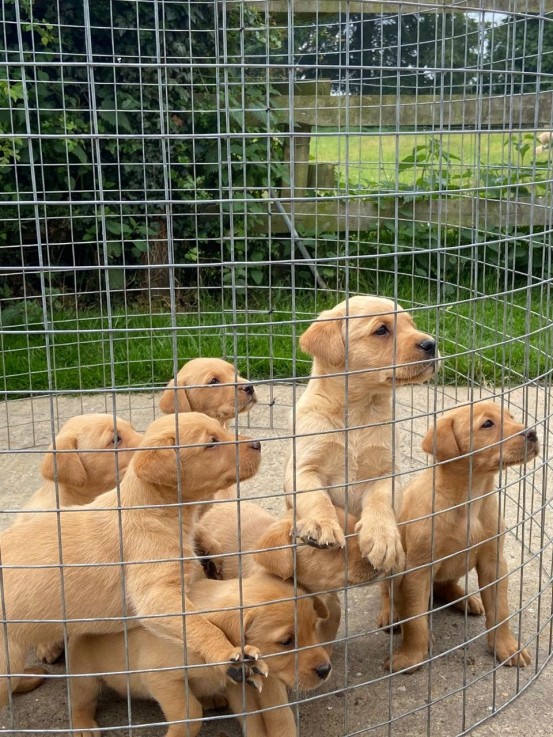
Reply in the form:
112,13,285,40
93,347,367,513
382,401,537,673
284,295,439,573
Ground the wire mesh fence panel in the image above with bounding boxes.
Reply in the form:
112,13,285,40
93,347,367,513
0,0,552,736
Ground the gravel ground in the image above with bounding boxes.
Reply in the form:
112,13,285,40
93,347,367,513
0,383,550,737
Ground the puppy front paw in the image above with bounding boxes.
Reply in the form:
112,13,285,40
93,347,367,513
455,594,485,617
356,520,405,573
198,555,224,581
71,718,99,737
491,635,531,667
294,516,345,549
377,604,399,632
226,646,269,691
37,640,64,664
385,648,426,674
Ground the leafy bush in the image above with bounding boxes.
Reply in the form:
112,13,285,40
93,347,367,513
0,0,287,303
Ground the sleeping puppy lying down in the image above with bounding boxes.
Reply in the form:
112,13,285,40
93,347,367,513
0,412,262,712
69,572,331,737
382,401,537,672
195,501,381,655
284,295,438,573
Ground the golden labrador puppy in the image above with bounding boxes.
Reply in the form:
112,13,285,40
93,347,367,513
68,573,331,737
15,414,142,524
195,501,380,654
284,295,438,572
159,357,256,423
0,412,263,709
12,414,142,664
383,401,537,672
160,357,257,511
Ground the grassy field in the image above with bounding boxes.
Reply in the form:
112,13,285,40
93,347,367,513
2,126,552,396
311,131,552,192
1,279,550,395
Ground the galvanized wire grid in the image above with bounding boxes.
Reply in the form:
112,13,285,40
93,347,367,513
0,1,552,736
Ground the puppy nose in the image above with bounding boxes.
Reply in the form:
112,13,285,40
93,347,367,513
242,384,255,396
419,339,436,357
314,663,332,680
524,428,538,443
248,440,261,452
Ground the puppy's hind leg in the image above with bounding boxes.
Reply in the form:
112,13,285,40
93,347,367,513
433,580,484,616
12,666,48,694
0,637,27,707
256,678,296,737
226,683,268,737
37,639,65,664
377,580,400,630
144,669,203,737
67,638,103,737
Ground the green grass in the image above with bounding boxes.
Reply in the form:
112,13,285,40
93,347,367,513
1,279,551,395
311,131,552,192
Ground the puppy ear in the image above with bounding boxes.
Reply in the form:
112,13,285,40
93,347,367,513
312,595,330,622
240,606,273,644
159,378,192,414
40,435,87,488
254,518,295,580
300,310,344,366
422,415,460,462
132,432,180,487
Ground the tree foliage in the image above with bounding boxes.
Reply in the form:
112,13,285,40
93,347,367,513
290,13,481,95
483,15,553,94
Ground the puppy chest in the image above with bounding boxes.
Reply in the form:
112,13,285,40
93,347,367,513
434,550,479,582
325,443,392,516
332,426,393,478
433,513,485,581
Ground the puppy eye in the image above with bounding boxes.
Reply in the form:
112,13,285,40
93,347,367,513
481,420,494,429
208,377,220,385
112,434,122,446
205,437,219,449
374,325,389,336
279,635,294,647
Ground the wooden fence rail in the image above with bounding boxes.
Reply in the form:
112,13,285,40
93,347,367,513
250,196,553,234
265,91,553,129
